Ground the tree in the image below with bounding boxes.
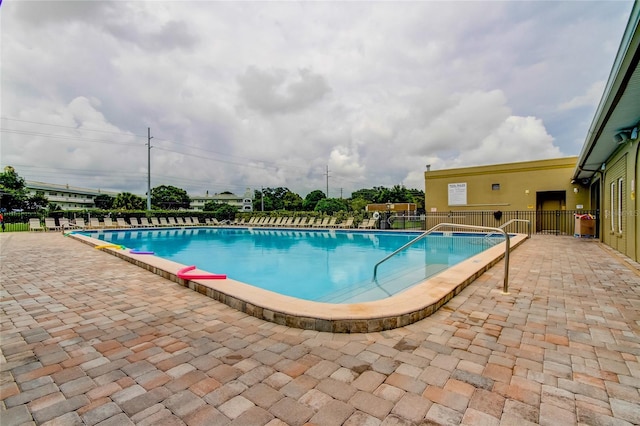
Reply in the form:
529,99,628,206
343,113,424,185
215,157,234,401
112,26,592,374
94,194,115,210
283,191,303,211
315,198,347,215
350,188,377,203
349,197,369,213
151,185,190,210
23,194,49,211
113,192,145,210
0,166,28,211
203,201,237,221
303,190,326,211
253,187,297,211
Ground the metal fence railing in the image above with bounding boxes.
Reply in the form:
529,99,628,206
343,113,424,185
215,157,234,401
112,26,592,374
381,210,599,236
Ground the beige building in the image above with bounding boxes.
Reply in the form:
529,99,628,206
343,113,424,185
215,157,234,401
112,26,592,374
424,157,589,213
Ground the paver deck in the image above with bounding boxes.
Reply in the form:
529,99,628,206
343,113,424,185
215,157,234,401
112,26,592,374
1,232,639,425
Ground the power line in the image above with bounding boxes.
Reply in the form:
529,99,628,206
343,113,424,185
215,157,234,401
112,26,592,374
0,117,147,138
1,118,371,192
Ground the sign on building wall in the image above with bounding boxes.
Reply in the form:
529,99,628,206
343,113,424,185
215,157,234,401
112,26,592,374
448,183,467,206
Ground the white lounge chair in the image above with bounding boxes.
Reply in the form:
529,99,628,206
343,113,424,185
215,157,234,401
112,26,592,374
159,217,169,226
116,218,131,228
139,217,153,227
72,218,87,229
339,217,355,228
314,217,330,228
89,218,102,229
102,218,116,228
29,218,44,232
44,217,61,231
358,218,375,229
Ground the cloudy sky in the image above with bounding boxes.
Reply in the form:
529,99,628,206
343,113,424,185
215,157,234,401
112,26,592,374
0,1,633,198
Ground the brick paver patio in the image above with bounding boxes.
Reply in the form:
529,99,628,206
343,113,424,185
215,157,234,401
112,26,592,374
1,232,639,425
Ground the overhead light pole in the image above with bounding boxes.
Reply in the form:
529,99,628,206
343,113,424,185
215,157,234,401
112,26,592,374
147,128,153,211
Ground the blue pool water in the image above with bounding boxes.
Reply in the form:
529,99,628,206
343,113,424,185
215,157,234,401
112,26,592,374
87,228,504,303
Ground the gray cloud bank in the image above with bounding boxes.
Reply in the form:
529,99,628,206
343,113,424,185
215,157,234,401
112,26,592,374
1,1,632,197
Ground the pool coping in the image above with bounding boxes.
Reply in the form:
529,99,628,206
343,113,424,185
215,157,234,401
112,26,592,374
69,228,528,333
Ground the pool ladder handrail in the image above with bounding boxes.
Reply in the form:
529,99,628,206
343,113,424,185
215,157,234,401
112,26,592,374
372,223,519,294
484,219,531,239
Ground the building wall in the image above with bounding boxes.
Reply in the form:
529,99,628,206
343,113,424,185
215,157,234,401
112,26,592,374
424,157,591,212
26,181,118,210
599,137,639,261
190,188,254,212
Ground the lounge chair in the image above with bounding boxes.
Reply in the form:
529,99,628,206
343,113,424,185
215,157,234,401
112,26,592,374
303,218,315,228
314,217,330,228
29,218,44,232
89,218,101,229
167,217,178,226
281,217,295,227
72,218,87,229
150,217,161,227
159,217,169,226
339,217,355,228
128,217,141,227
326,217,338,228
272,217,283,227
138,217,153,227
191,217,204,226
262,217,274,227
44,217,61,231
103,218,116,228
60,218,75,230
116,218,131,228
255,217,267,226
358,218,376,229
290,217,302,227
247,217,257,226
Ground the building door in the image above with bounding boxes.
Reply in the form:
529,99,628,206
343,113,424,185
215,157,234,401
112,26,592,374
536,191,566,234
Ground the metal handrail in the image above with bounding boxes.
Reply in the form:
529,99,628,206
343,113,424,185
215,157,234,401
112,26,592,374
492,219,531,238
372,223,513,294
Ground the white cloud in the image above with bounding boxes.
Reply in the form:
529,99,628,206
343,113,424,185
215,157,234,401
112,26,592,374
453,116,561,167
558,81,606,111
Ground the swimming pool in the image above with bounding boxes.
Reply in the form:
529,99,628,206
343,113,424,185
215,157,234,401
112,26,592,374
83,227,504,303
71,227,527,332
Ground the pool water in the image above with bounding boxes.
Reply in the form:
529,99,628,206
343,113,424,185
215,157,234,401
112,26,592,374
90,228,504,303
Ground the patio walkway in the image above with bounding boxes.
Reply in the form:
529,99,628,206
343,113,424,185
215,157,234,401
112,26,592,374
1,232,639,425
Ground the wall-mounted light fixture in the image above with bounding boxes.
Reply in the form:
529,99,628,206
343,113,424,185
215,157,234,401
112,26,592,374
573,187,579,193
525,189,530,195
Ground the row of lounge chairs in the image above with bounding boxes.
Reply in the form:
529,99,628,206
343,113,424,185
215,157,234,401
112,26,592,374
29,216,215,231
29,217,89,232
232,216,358,229
28,215,378,232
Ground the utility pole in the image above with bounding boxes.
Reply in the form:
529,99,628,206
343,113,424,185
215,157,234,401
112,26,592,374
340,188,343,199
147,128,153,211
261,187,264,212
326,165,330,197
